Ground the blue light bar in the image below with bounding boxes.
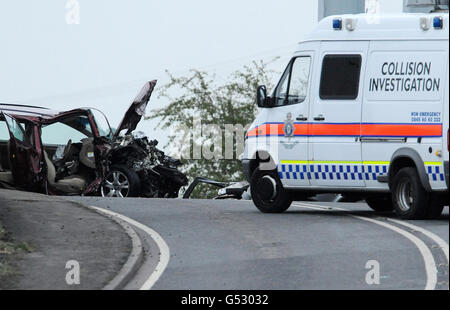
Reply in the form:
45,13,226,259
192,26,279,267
433,16,443,29
333,18,342,30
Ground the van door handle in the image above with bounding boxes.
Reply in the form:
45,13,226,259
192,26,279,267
314,115,325,121
296,115,308,121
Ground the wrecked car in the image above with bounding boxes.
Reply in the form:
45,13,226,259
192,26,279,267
0,81,188,198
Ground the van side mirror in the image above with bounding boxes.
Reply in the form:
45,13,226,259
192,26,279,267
256,85,272,108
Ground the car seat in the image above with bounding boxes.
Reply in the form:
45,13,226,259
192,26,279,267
43,150,87,194
79,138,96,169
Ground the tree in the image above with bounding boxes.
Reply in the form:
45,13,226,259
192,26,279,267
148,59,278,198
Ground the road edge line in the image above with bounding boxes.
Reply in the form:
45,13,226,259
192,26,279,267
293,203,438,290
90,206,170,290
91,207,144,290
386,218,449,264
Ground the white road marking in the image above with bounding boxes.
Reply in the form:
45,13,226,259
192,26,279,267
293,203,438,290
91,206,170,290
295,203,449,263
386,218,449,264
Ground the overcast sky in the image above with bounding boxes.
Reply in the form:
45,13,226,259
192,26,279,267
0,0,318,145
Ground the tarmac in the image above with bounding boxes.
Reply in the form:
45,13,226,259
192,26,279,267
0,189,133,290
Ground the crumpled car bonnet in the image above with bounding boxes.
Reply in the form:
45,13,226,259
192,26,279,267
114,80,157,138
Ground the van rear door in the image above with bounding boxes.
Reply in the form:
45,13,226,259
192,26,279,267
362,40,448,191
308,41,369,188
444,53,449,189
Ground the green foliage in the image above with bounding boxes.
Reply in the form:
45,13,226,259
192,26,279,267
148,59,278,198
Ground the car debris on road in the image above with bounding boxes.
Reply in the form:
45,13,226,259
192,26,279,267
182,177,250,200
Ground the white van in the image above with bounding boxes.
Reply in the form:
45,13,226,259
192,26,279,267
242,13,449,219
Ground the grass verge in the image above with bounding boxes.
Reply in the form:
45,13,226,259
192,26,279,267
0,221,32,279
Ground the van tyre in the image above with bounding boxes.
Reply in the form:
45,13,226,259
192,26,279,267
391,167,429,220
101,165,141,198
365,195,394,212
250,167,292,213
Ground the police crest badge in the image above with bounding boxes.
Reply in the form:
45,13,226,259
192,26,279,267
283,112,295,137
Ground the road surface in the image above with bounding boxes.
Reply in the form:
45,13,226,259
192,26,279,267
68,197,449,290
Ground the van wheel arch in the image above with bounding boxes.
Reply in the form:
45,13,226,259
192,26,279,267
248,151,277,179
388,148,431,192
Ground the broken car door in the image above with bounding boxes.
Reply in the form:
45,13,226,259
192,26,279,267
2,112,43,190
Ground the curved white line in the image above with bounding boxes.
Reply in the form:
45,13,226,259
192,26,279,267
387,218,449,264
91,206,170,290
301,203,448,263
293,203,438,290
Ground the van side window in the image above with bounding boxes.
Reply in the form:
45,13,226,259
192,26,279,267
288,57,311,105
274,56,311,106
319,55,362,100
274,62,291,106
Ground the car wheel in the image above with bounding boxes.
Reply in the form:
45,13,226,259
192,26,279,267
101,165,141,198
250,167,292,213
391,167,429,220
365,195,394,212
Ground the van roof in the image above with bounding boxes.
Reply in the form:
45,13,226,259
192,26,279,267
302,13,449,43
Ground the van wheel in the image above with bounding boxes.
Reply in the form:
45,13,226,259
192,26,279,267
250,167,292,213
101,165,141,198
365,195,394,212
391,167,428,219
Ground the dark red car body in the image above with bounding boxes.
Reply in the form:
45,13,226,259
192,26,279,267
0,81,160,196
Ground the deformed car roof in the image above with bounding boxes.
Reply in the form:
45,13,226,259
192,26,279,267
0,103,61,119
1,80,157,134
